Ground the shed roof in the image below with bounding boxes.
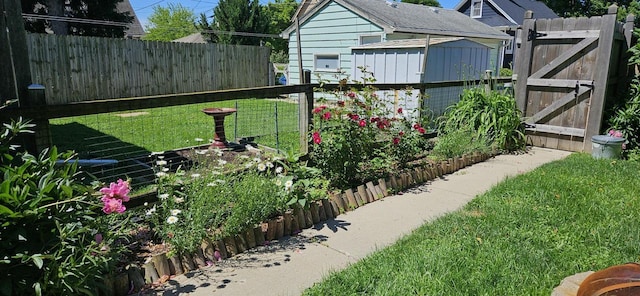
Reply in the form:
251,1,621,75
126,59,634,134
351,37,489,49
282,0,510,40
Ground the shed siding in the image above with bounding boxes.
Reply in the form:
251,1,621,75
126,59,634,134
351,39,492,117
288,1,383,84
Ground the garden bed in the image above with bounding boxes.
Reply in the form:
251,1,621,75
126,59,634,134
103,150,497,295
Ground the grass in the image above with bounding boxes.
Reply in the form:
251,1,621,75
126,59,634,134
49,99,300,159
304,154,640,295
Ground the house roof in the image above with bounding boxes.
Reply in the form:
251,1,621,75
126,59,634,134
351,37,489,49
116,0,145,38
454,0,558,26
282,0,510,40
173,33,207,43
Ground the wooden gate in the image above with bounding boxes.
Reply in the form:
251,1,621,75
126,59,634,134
514,5,634,152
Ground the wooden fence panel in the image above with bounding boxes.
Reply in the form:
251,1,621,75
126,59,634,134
26,34,270,104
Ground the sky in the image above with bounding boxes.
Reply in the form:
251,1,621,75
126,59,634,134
130,0,461,29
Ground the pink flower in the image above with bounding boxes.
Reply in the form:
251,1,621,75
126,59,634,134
322,111,331,120
347,92,356,98
348,113,360,121
608,130,623,138
101,197,126,214
413,123,421,130
99,179,130,202
214,251,222,261
417,127,426,134
312,106,327,114
397,108,403,114
399,131,405,136
358,120,367,127
393,137,400,145
337,100,345,107
312,131,322,144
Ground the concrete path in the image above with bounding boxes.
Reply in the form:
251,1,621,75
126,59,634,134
154,147,572,296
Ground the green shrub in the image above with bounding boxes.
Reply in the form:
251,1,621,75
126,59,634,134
431,124,489,160
439,88,525,152
0,119,124,295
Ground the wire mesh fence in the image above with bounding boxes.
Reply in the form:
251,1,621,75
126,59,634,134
50,98,299,189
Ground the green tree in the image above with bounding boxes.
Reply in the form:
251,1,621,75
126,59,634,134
401,0,441,7
209,0,269,46
21,0,133,37
542,0,640,24
143,3,198,41
263,0,298,62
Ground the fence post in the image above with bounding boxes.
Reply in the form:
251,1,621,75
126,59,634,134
299,69,313,155
484,70,494,93
584,5,619,152
27,84,51,152
514,10,535,112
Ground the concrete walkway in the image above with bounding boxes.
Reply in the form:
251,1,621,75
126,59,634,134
155,147,572,296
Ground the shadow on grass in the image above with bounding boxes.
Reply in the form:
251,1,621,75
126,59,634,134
50,122,165,186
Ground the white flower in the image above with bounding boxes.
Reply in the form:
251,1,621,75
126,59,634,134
195,138,204,142
285,180,293,189
170,209,182,215
174,197,185,203
213,149,223,157
146,206,156,216
239,155,249,159
144,202,149,206
216,179,226,184
217,159,227,166
156,160,167,166
266,162,274,168
195,149,207,155
157,155,165,160
257,163,266,171
207,182,216,187
162,167,169,172
156,172,167,177
275,167,283,174
275,179,282,186
253,157,261,163
212,171,222,175
244,162,253,168
191,173,201,178
159,193,170,200
166,216,179,224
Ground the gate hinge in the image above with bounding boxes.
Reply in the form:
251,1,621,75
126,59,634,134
528,29,547,41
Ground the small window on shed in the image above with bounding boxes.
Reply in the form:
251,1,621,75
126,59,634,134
359,35,382,45
471,0,482,18
314,54,340,71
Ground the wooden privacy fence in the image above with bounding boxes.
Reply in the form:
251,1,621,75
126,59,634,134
26,33,271,104
514,5,634,152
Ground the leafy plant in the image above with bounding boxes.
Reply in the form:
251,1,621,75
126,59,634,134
0,118,126,295
439,88,525,152
432,124,489,160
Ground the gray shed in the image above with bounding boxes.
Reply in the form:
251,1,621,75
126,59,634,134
351,38,492,118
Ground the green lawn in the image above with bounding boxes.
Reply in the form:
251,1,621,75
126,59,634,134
50,99,300,159
304,154,640,295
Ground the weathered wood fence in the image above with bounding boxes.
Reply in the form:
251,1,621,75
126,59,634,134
514,6,634,152
26,33,272,104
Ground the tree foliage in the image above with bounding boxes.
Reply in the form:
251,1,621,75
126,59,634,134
21,0,132,37
401,0,441,7
207,0,269,46
263,0,298,62
541,0,640,24
143,3,197,42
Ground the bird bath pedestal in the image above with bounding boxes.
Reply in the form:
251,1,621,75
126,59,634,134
202,107,237,149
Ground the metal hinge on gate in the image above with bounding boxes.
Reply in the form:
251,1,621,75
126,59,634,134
528,29,547,41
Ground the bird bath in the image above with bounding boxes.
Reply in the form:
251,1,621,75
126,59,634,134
202,107,237,149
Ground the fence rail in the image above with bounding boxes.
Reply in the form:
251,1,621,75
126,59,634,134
26,33,271,104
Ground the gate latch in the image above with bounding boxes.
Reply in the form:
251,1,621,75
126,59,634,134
528,29,547,41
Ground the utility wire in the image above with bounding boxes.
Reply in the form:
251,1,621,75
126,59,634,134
22,13,283,38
